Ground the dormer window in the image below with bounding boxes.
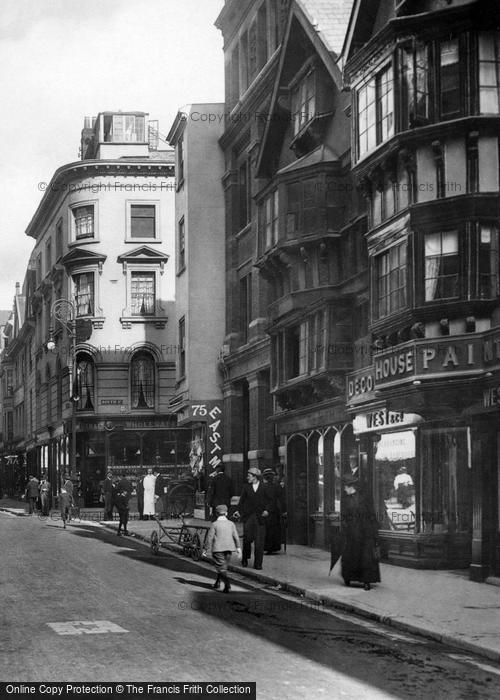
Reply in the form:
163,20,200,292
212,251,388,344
292,69,316,135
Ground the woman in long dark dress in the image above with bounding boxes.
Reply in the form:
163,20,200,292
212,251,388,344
341,474,380,590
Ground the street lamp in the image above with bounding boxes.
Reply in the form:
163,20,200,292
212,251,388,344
47,298,79,480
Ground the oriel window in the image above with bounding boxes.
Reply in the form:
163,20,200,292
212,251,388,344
439,39,460,118
479,32,500,114
400,41,428,128
375,242,407,318
424,231,459,301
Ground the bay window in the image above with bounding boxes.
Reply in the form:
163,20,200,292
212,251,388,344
375,242,407,318
471,223,499,299
259,190,279,251
357,64,394,158
424,231,459,301
273,310,327,386
479,32,500,114
439,39,460,118
400,41,429,128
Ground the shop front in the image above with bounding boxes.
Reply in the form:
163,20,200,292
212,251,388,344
74,415,193,506
276,403,356,550
347,330,500,577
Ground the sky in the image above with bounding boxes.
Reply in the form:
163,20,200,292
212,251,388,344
0,0,224,310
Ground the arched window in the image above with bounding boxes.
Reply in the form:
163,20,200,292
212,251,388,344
75,353,95,412
131,351,155,409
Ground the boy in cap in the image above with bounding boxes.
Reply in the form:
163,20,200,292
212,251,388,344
203,504,241,593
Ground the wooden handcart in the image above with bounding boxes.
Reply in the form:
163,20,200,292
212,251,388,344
150,515,211,560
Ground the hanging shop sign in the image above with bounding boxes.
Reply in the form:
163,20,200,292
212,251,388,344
176,401,224,470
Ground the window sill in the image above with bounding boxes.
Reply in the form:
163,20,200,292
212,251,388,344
70,237,99,248
124,237,161,244
120,315,168,329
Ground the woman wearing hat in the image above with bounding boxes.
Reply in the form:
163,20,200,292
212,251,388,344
341,473,380,590
203,504,241,593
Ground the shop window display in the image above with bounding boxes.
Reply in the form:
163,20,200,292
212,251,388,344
374,430,416,533
420,427,471,534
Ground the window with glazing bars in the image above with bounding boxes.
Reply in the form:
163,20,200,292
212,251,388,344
131,272,155,315
73,205,94,239
376,242,407,318
130,205,156,238
292,70,315,135
424,232,459,301
73,272,94,316
479,32,500,113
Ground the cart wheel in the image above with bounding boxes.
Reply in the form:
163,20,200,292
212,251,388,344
190,535,202,561
168,484,196,518
150,530,159,554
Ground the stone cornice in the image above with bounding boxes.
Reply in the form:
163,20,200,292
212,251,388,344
26,158,175,240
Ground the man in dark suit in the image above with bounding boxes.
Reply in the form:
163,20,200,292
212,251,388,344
154,469,166,519
115,473,132,536
102,471,115,520
206,464,233,520
233,467,272,570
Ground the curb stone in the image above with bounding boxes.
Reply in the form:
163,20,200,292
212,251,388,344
3,508,499,665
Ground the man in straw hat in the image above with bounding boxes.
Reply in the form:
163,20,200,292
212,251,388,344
233,466,272,570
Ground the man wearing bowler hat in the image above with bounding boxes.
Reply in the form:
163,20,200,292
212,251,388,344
233,466,272,570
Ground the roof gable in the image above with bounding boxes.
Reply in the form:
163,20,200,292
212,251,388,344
343,0,395,63
256,3,346,178
298,0,354,56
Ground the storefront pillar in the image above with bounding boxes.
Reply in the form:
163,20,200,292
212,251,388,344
470,425,495,581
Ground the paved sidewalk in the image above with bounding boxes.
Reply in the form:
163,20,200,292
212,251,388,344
3,497,500,663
